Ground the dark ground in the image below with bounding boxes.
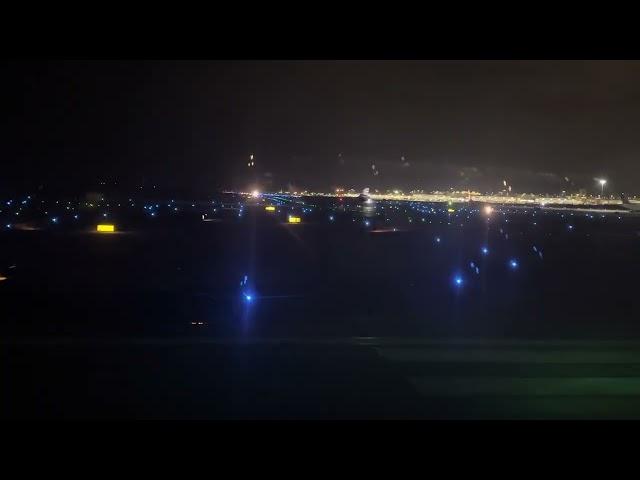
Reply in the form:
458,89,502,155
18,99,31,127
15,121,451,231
2,198,640,418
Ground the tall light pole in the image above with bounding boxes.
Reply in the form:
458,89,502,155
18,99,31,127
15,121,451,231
598,178,607,198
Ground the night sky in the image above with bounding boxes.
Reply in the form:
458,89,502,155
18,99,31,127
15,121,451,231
2,60,640,195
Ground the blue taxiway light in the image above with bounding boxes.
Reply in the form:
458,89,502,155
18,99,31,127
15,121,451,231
509,259,519,269
481,247,489,255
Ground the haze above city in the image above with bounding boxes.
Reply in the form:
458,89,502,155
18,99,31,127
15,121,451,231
2,61,640,195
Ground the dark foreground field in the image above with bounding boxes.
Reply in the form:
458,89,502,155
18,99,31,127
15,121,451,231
2,200,640,418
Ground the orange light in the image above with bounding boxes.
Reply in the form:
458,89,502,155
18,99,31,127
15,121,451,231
96,224,115,232
288,216,301,224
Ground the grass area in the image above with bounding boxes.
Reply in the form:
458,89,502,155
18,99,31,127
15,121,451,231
377,341,640,419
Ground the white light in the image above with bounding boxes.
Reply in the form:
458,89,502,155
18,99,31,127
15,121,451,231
484,205,494,215
251,190,260,198
599,179,607,186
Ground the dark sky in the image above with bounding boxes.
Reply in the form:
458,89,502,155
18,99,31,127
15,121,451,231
2,60,640,194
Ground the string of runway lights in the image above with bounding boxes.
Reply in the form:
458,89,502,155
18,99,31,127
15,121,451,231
1,192,631,293
0,196,247,229
0,192,624,229
0,192,627,233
